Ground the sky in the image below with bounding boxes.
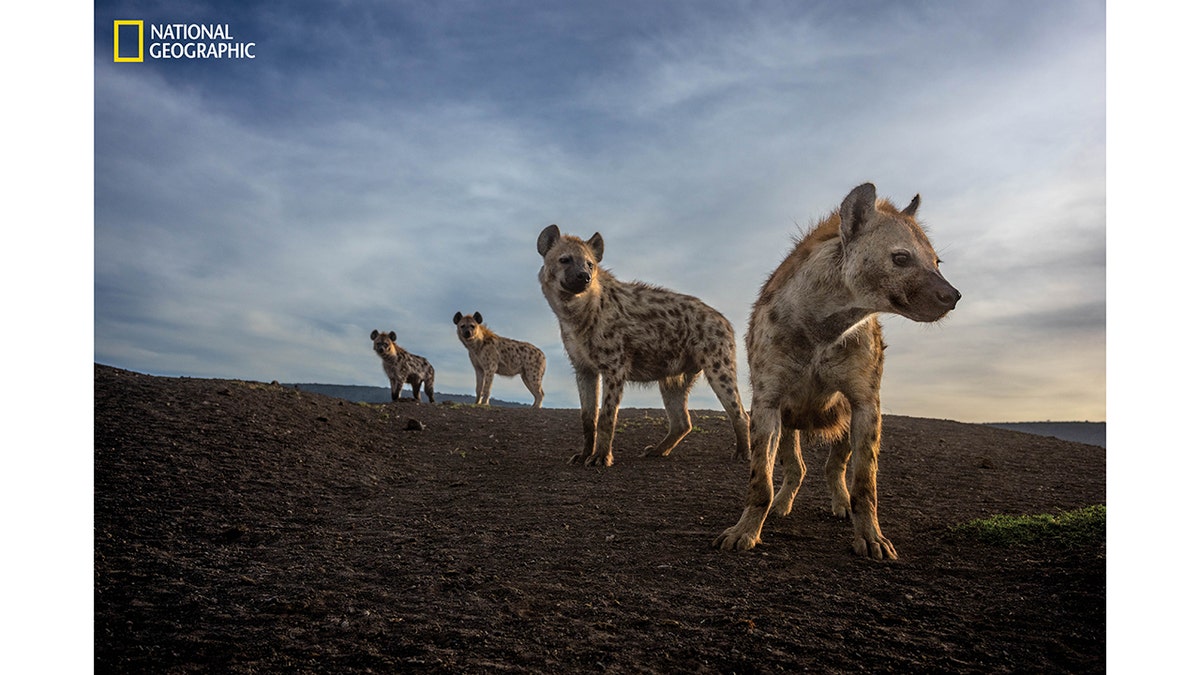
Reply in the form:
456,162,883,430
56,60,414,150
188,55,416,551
90,0,1106,423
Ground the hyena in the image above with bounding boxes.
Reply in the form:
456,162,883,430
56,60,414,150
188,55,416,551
537,224,751,466
713,183,960,559
370,329,436,403
453,310,547,408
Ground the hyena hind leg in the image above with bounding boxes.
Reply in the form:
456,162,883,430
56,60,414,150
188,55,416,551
825,434,853,518
705,359,751,460
521,370,544,409
770,428,806,517
645,373,699,457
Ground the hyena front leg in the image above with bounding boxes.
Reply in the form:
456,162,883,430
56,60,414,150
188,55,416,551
713,405,782,551
770,428,806,517
570,369,600,465
847,403,895,560
480,370,495,406
473,365,486,405
587,374,625,467
645,372,698,457
390,380,401,402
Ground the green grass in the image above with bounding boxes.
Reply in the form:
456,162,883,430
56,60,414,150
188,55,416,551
952,504,1105,548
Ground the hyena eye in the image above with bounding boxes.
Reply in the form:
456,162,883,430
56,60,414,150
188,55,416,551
891,252,911,267
559,255,572,265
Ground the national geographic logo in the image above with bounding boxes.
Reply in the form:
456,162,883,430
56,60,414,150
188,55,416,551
113,20,257,62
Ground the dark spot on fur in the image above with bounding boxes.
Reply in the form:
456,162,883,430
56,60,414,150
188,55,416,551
788,326,813,352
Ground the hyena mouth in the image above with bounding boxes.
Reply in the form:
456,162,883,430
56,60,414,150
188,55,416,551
561,279,590,294
891,293,952,322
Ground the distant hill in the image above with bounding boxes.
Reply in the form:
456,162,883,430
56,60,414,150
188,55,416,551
284,383,530,408
985,422,1105,448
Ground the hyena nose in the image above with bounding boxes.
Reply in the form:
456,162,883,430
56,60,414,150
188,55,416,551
577,271,592,285
938,286,962,309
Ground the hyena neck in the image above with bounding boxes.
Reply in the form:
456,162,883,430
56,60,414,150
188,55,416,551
782,250,876,344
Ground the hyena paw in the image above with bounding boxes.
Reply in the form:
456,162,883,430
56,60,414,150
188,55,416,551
583,453,613,467
852,533,898,560
830,497,851,519
712,525,760,552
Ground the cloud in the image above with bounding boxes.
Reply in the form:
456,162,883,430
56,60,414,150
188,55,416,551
93,1,1105,422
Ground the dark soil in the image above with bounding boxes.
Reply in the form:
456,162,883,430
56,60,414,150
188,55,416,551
94,364,1105,673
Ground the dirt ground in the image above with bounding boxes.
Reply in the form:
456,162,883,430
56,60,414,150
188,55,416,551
94,364,1105,673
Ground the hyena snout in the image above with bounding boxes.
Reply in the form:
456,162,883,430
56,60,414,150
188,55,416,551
906,270,961,321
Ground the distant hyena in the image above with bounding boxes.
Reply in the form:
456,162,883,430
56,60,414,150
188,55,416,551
537,224,751,466
370,329,436,403
453,311,547,408
713,183,960,560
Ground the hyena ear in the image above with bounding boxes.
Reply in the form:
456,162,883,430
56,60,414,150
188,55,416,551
371,329,380,339
453,312,463,324
537,224,561,257
587,232,604,262
388,331,397,341
473,312,483,323
902,193,920,217
839,182,877,242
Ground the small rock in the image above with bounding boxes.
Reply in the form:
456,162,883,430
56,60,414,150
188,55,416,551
405,418,426,431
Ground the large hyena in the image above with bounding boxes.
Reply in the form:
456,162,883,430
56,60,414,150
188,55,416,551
453,310,547,408
713,183,960,559
370,329,436,403
537,224,751,466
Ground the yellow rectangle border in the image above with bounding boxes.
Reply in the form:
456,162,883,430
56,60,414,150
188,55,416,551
113,20,144,62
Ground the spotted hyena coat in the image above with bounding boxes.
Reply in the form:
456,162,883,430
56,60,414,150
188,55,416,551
537,224,751,467
453,311,547,408
370,329,436,403
713,183,960,559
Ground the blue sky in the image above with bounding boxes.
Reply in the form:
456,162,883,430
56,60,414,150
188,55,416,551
90,0,1106,423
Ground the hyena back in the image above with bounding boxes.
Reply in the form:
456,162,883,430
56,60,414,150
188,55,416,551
537,224,751,466
453,311,547,408
370,329,436,403
713,183,960,559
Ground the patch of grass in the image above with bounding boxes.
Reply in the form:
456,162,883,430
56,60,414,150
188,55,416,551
952,504,1105,548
